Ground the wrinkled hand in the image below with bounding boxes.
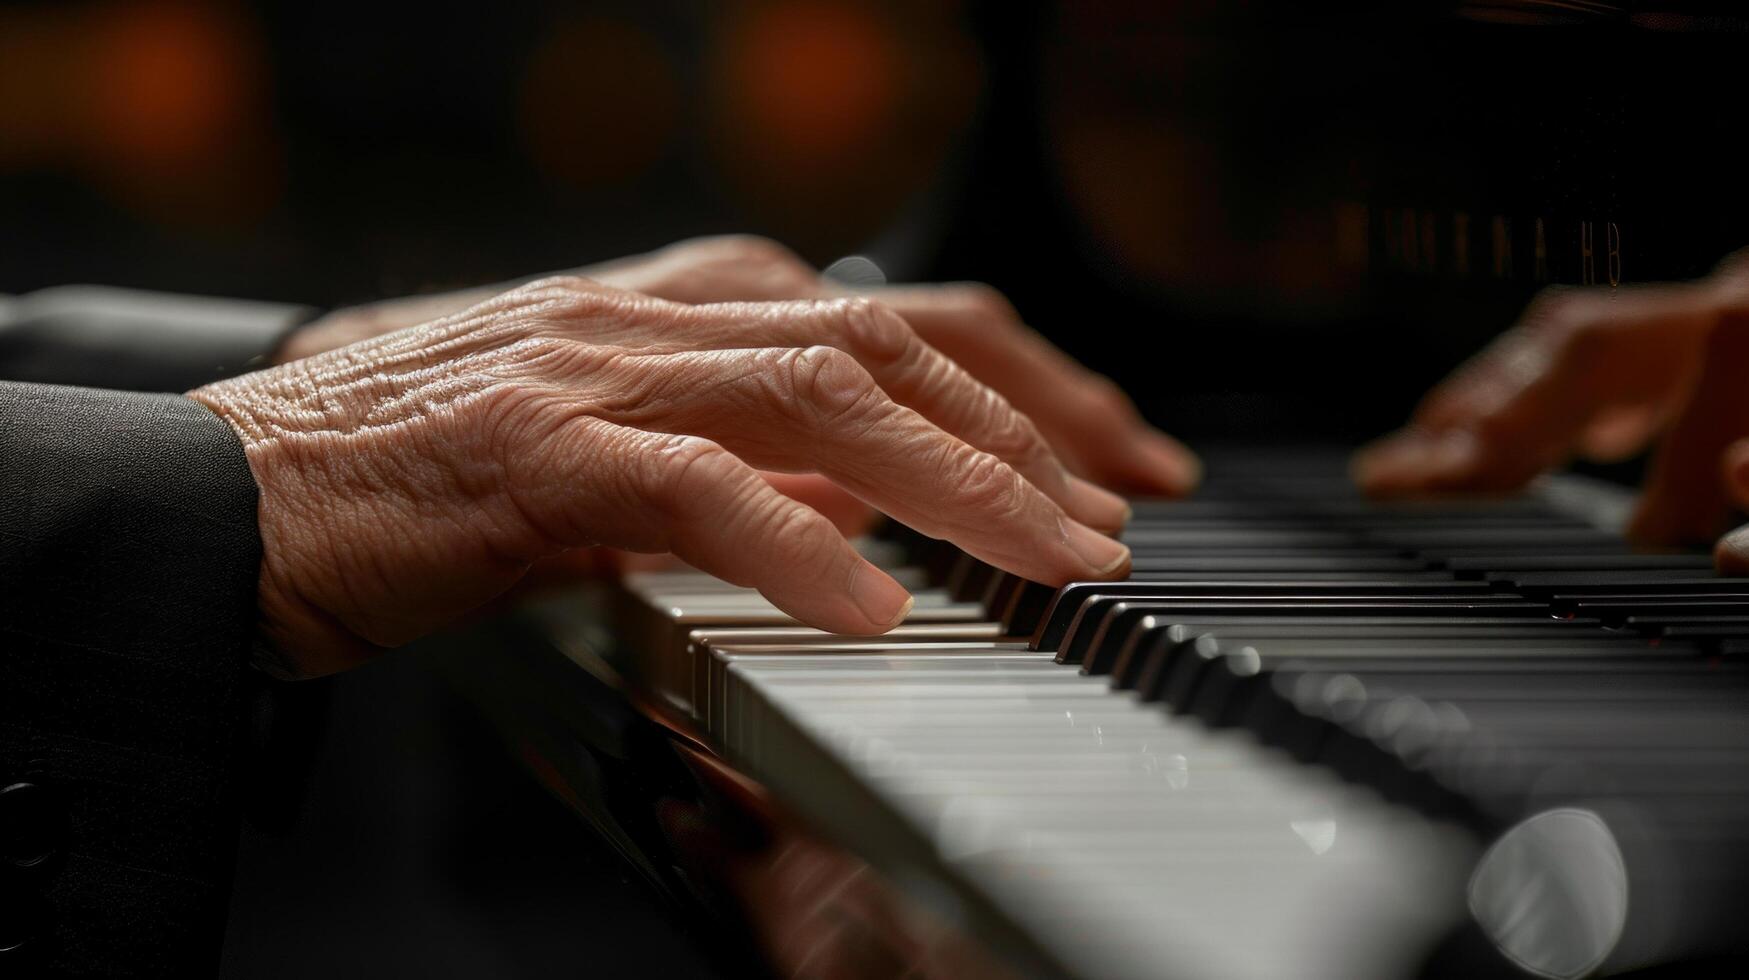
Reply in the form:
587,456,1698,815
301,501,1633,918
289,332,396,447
194,278,1131,677
1354,253,1749,563
284,236,1200,496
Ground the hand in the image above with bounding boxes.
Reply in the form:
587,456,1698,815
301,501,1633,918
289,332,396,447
1354,253,1749,557
193,278,1132,677
282,235,1200,496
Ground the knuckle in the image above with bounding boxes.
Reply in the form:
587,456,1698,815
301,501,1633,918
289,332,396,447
833,296,916,364
785,345,883,426
762,504,838,571
953,449,1030,522
645,434,738,514
479,378,566,461
509,275,622,322
983,406,1050,464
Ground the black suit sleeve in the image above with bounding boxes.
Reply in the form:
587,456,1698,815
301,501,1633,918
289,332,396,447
0,285,318,392
0,381,262,976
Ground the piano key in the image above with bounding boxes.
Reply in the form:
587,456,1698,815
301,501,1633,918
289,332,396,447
595,461,1749,979
1507,574,1749,594
1441,553,1716,574
1094,616,1611,682
1033,581,1506,651
1051,597,1557,666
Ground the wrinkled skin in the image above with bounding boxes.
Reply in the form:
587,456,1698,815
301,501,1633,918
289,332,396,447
194,278,1132,677
1354,252,1749,570
282,235,1201,498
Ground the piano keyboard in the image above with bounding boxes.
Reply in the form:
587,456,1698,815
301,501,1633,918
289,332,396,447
606,457,1749,980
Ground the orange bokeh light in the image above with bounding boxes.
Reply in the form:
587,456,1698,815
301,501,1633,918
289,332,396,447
78,1,255,169
720,1,902,160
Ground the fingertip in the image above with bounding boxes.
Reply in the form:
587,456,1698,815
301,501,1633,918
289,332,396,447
1352,433,1420,497
1178,448,1204,493
1063,518,1131,579
1716,524,1749,575
848,559,914,631
1130,433,1201,497
1354,428,1483,497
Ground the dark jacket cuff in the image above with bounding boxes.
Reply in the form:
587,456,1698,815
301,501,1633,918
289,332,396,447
0,381,260,975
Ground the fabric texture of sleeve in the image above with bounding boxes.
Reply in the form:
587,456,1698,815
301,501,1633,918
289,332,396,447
0,286,319,392
0,381,261,976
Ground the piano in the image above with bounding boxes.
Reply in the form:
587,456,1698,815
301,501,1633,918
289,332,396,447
416,3,1749,978
431,452,1749,980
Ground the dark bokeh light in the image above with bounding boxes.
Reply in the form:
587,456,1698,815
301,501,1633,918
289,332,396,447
1,1,278,226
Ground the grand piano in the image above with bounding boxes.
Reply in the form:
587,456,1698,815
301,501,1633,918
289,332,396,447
422,3,1749,978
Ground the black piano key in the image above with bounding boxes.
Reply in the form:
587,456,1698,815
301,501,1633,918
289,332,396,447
1059,594,1544,667
1570,597,1749,622
1053,597,1558,664
1097,616,1620,683
1119,527,1362,547
1132,570,1461,582
1150,640,1686,766
1370,527,1625,548
1509,574,1749,595
945,558,999,603
1032,580,1505,651
901,473,1749,923
1441,553,1716,575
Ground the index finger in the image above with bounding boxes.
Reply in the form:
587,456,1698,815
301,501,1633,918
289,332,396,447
575,345,1133,586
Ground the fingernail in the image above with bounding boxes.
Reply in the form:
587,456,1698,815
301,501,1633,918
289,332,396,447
849,560,913,628
1063,518,1131,576
1064,474,1131,531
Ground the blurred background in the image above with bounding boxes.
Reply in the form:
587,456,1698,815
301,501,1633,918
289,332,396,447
7,2,1749,976
7,0,1748,443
